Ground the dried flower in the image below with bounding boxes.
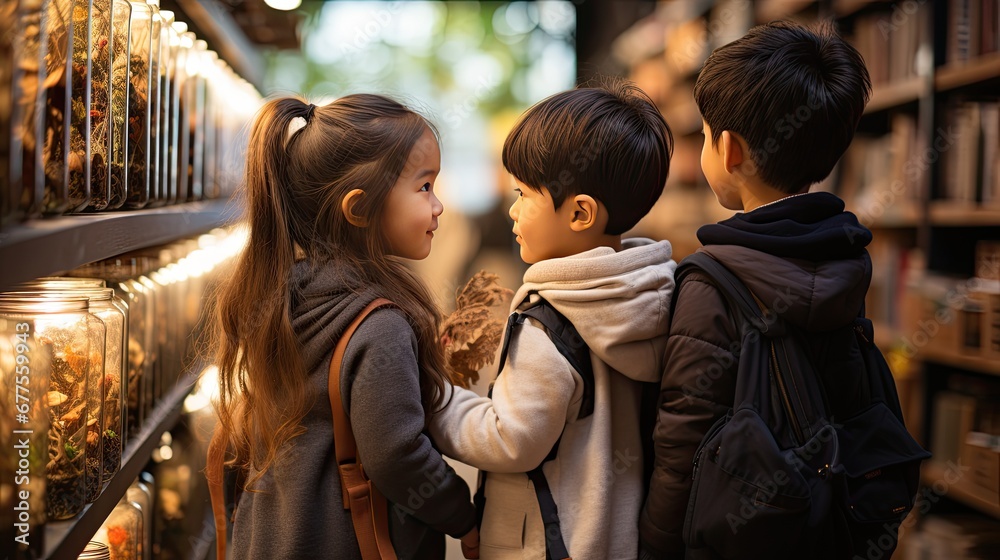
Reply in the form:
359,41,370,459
107,525,128,547
440,271,513,388
47,391,68,407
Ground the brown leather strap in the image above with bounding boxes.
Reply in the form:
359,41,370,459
206,426,229,560
329,298,398,560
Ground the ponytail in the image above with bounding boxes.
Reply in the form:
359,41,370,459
212,97,317,484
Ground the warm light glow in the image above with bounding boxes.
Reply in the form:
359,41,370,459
264,0,301,11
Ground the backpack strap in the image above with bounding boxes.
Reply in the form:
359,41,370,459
491,296,594,416
207,425,229,560
675,253,770,333
330,298,398,560
207,298,399,560
677,252,831,443
478,295,589,559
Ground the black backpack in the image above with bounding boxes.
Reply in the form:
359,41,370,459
677,253,930,560
474,296,592,559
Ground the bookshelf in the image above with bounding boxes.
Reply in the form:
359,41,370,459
919,347,1000,378
614,0,1000,544
865,77,924,114
922,460,1000,520
935,52,1000,92
929,202,1000,227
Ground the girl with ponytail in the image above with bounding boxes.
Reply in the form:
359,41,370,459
209,94,478,559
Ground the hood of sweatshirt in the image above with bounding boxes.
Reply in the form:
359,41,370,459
696,192,873,332
289,260,382,375
511,238,676,383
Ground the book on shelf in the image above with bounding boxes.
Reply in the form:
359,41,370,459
849,3,924,86
931,391,978,465
866,236,913,331
940,100,1000,205
949,0,1000,64
986,0,1000,56
838,112,925,219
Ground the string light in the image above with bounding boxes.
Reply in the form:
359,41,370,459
264,0,301,11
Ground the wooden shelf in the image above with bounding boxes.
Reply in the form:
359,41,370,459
755,0,816,23
42,369,201,558
935,53,1000,92
865,77,924,114
0,199,240,291
870,202,923,229
848,197,922,228
922,460,1000,519
918,345,1000,377
833,0,888,18
928,202,1000,227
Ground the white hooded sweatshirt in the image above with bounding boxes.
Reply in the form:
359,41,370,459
431,238,676,560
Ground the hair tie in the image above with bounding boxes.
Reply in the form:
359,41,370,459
306,103,316,121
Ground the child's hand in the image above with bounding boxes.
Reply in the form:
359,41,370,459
460,526,480,559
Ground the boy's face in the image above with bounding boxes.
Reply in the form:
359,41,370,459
508,180,579,264
700,121,744,211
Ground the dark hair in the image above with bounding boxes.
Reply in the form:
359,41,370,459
210,94,451,485
502,78,674,235
694,20,872,193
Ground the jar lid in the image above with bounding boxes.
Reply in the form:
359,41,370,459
78,541,111,560
0,294,90,313
4,287,114,301
26,277,107,288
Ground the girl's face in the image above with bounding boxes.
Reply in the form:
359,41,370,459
381,127,443,260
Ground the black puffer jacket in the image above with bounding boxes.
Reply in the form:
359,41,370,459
639,192,873,558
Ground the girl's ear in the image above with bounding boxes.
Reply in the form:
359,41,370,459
568,194,600,232
341,189,369,227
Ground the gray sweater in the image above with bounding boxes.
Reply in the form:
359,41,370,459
231,261,476,559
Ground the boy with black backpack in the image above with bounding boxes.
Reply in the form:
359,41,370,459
429,79,675,560
639,21,928,560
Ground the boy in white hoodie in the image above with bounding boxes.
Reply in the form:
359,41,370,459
430,79,676,560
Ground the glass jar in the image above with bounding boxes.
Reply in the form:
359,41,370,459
125,1,153,209
79,540,111,560
106,0,131,210
21,279,127,483
144,1,161,209
68,0,93,212
126,478,151,560
151,8,173,208
0,1,15,229
200,50,218,200
95,495,142,560
9,287,111,503
0,295,91,521
42,0,75,216
0,297,55,558
16,0,47,220
136,261,159,421
169,23,190,207
85,0,114,211
184,38,206,202
109,264,149,440
138,471,155,557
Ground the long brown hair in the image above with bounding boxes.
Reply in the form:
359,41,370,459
211,94,450,484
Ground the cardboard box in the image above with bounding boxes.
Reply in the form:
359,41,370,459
977,241,1000,282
